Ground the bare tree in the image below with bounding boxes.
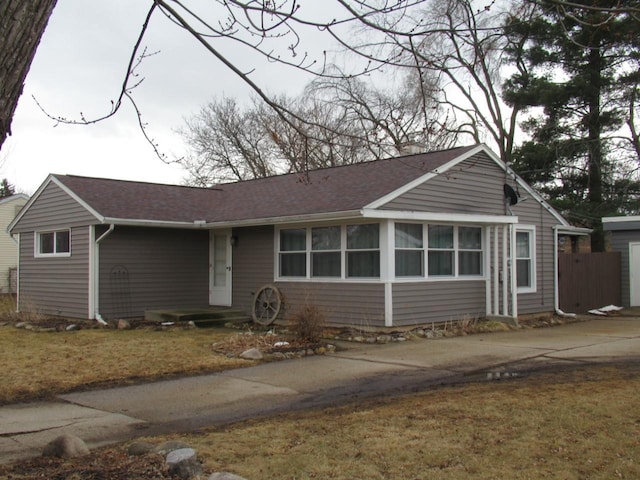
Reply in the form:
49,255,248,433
178,71,459,186
0,0,58,150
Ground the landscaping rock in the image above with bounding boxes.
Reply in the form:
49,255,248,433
42,434,89,459
65,324,80,331
169,458,203,480
127,441,155,456
376,334,392,344
209,473,249,480
15,322,27,329
153,440,191,455
240,348,263,360
166,448,197,466
164,447,203,480
117,319,131,330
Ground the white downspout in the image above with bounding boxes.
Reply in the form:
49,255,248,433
10,233,19,312
93,225,115,323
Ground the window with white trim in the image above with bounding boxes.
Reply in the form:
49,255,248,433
279,228,306,277
393,224,484,279
277,223,380,280
458,226,483,275
427,225,454,276
311,226,341,277
515,227,536,291
346,224,380,278
395,223,424,277
36,229,71,257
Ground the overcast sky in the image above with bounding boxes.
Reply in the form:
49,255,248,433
3,0,339,194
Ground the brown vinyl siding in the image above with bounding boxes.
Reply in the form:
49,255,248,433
231,225,276,315
11,182,96,232
393,281,485,325
511,197,559,314
230,225,386,326
607,230,640,306
383,151,561,316
18,227,90,318
276,282,386,327
98,227,209,319
380,153,505,215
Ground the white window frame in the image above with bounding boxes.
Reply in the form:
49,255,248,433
35,229,71,258
515,225,537,293
275,223,381,282
393,223,485,280
394,222,424,278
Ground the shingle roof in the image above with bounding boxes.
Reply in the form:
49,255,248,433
53,145,478,224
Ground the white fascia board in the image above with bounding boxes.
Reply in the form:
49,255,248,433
49,176,105,223
479,146,571,227
602,215,640,224
103,210,364,230
361,208,518,225
364,144,488,210
554,225,592,235
8,175,69,233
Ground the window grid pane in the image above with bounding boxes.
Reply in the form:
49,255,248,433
347,224,379,249
395,223,423,249
428,251,454,276
55,231,70,253
428,225,453,249
280,229,306,252
312,226,340,251
39,232,54,254
396,250,424,277
312,252,341,277
347,251,380,278
280,253,306,277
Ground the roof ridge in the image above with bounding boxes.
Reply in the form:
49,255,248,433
218,144,476,187
56,174,215,191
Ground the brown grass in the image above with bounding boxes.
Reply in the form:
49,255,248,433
9,364,636,479
0,326,249,404
167,364,640,480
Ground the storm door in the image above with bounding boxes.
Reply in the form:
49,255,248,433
210,230,232,306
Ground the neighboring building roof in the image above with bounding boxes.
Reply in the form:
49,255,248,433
48,145,480,225
0,193,28,206
602,216,640,231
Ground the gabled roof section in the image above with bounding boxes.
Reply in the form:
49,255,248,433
33,145,479,226
0,193,28,206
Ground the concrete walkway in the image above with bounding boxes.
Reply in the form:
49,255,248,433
2,317,640,464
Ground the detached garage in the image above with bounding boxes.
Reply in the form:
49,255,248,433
603,216,640,307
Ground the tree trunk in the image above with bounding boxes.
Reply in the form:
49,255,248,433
586,41,605,252
0,0,57,151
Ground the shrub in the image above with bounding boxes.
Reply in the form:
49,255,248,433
288,303,326,343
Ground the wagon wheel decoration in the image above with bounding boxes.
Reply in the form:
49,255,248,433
252,284,282,325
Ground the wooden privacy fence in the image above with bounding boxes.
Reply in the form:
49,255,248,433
558,252,621,314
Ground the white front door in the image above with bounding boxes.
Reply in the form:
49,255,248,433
630,243,640,306
210,230,232,306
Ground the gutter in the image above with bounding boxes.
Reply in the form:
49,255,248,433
93,225,115,325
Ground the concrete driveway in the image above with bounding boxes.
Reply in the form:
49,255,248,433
1,316,639,464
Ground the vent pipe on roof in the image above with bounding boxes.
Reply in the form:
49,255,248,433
399,142,425,155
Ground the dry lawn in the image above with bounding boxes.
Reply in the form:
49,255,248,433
2,364,639,479
0,326,250,404
172,364,640,479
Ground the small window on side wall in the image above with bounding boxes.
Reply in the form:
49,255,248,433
36,230,71,257
515,227,536,292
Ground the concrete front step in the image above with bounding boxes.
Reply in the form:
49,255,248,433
145,308,251,326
